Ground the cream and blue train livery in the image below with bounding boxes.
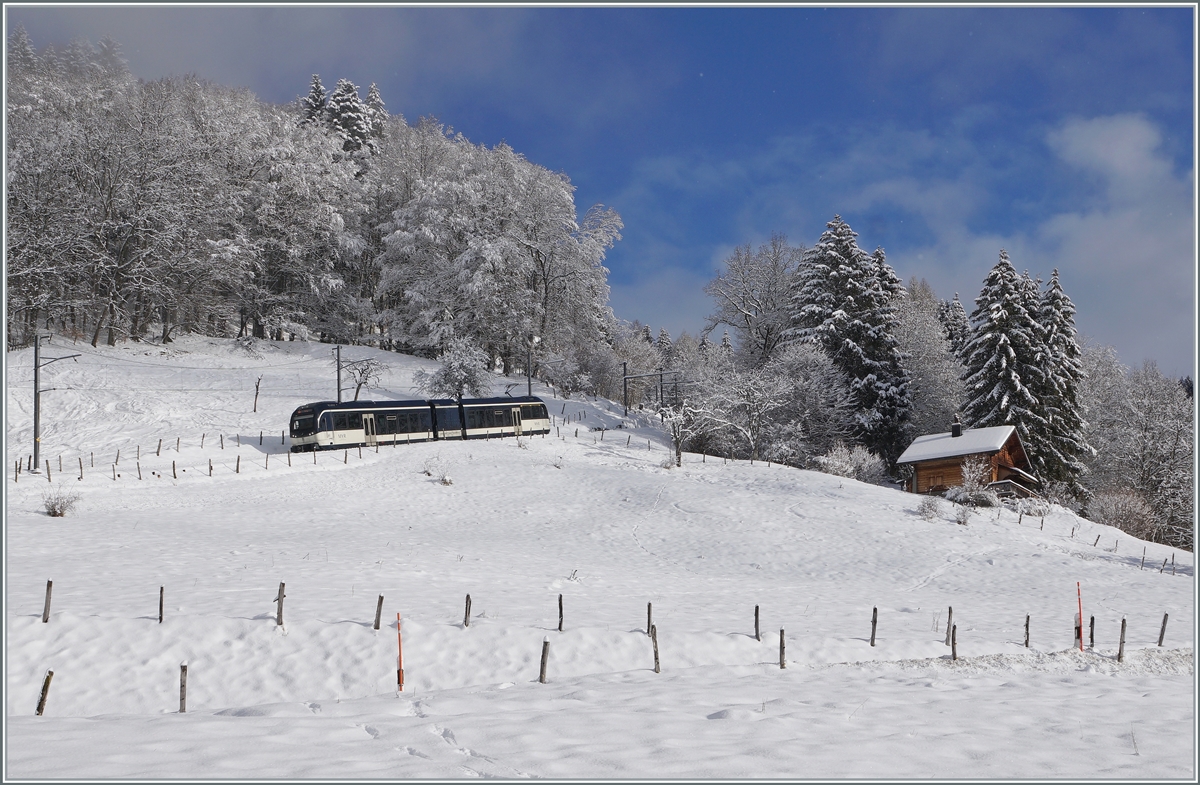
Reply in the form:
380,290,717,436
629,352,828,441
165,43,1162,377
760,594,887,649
288,396,551,452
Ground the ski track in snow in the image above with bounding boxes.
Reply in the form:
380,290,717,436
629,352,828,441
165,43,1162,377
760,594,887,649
4,335,1195,779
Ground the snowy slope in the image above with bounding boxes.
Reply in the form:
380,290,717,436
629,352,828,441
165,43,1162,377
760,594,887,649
4,335,1195,779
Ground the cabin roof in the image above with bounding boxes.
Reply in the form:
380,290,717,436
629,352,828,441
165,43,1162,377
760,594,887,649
896,425,1018,464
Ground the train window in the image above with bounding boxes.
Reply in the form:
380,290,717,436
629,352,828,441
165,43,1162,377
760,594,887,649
419,411,431,431
319,413,332,431
333,413,349,430
439,407,460,429
348,413,362,430
493,409,507,426
381,414,398,435
292,416,315,435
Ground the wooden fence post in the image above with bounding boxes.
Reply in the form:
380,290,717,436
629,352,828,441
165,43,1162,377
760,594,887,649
870,606,878,647
951,625,958,661
651,625,660,673
755,605,760,642
1158,613,1168,646
275,582,285,625
779,628,786,669
944,606,953,646
1025,614,1030,648
464,594,472,627
539,639,550,683
1118,617,1126,662
236,455,240,474
45,459,51,482
78,457,83,481
157,439,162,457
397,613,405,691
137,462,142,481
159,586,164,624
374,595,384,631
1089,616,1095,648
42,580,52,623
646,602,652,636
558,594,564,632
36,670,53,716
172,461,177,479
179,663,187,713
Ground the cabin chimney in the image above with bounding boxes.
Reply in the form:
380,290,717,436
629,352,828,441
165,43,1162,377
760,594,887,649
951,414,962,438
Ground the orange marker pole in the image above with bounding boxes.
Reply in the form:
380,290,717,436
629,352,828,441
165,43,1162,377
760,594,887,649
396,612,405,691
1076,582,1083,652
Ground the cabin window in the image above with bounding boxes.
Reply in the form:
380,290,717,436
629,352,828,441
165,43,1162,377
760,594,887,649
438,407,461,430
347,413,362,430
319,413,333,431
334,413,349,430
418,411,431,431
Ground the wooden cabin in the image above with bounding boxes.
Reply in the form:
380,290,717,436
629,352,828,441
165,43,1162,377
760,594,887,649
896,422,1040,498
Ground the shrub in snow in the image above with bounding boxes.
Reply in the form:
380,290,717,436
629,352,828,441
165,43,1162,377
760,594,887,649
1088,491,1157,541
43,490,80,517
917,494,942,521
954,503,973,526
944,454,1000,508
811,443,889,486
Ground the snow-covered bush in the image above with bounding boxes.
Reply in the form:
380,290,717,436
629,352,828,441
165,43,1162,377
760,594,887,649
944,454,1000,507
43,490,80,517
413,337,490,402
811,443,889,486
954,503,973,525
917,494,942,521
1088,490,1157,541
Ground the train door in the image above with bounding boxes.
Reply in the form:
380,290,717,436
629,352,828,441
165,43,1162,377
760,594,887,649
362,413,378,447
511,407,523,436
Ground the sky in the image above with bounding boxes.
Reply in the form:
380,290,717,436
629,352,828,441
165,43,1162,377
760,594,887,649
5,5,1196,376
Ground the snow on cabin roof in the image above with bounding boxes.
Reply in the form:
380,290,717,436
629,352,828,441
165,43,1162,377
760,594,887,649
896,425,1017,464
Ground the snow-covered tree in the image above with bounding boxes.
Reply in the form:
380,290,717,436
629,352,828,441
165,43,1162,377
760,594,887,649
300,74,327,126
326,78,370,152
1078,346,1193,549
959,251,1048,464
936,294,971,356
703,234,801,368
893,278,966,439
413,337,492,402
365,83,388,140
1032,268,1092,492
656,328,673,364
785,216,912,464
7,26,38,73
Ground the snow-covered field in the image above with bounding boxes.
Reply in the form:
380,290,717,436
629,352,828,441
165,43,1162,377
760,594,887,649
5,335,1195,779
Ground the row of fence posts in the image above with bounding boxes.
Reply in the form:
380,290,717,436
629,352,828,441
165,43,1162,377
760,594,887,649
29,585,1178,714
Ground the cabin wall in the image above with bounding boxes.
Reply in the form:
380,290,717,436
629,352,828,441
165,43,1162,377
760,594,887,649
912,452,997,493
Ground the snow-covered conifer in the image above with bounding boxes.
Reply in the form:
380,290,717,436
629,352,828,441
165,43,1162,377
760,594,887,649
784,216,911,464
1033,268,1092,492
656,328,673,363
301,74,328,126
326,79,371,152
365,83,388,140
959,251,1048,465
937,294,971,356
7,26,37,73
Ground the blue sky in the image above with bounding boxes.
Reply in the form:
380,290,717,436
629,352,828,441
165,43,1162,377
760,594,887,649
7,6,1196,376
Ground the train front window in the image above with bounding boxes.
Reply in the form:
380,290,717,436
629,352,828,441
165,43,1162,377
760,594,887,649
291,416,315,436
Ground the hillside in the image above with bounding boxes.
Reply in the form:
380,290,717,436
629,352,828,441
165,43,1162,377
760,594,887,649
4,335,1194,779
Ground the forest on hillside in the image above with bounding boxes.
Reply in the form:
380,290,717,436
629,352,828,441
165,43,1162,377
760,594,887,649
5,30,1192,549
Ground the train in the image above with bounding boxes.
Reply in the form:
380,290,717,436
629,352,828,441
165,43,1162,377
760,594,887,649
287,396,552,452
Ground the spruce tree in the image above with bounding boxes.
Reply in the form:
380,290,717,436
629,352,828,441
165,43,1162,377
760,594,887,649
657,327,673,362
326,78,371,152
786,216,912,464
7,26,38,73
365,83,388,141
937,294,971,355
959,251,1048,468
301,74,327,126
1034,268,1091,493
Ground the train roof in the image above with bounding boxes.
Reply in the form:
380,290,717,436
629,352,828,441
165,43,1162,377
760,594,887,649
291,395,546,413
